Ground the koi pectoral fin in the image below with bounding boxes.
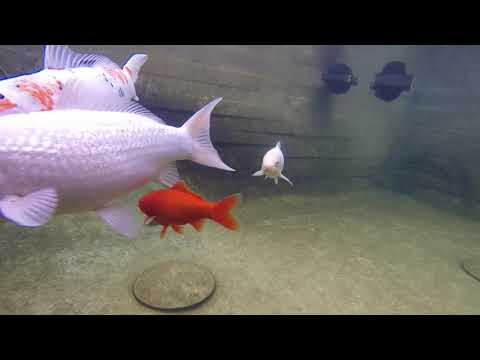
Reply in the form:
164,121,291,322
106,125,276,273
0,188,58,227
156,162,180,187
97,204,141,238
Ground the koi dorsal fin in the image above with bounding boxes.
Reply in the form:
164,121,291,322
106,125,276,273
123,54,148,83
44,45,121,71
170,181,205,200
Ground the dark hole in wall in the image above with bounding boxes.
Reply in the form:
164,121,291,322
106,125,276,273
311,46,345,130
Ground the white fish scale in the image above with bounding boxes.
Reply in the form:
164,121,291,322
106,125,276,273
0,110,189,213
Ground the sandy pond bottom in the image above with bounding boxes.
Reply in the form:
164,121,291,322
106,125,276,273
1,178,480,314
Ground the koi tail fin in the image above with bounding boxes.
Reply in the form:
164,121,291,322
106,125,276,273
181,98,235,172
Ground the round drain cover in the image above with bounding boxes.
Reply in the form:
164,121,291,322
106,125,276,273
133,261,215,310
462,259,480,282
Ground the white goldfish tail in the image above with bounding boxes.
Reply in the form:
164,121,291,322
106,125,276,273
280,173,294,186
123,54,148,83
181,98,235,172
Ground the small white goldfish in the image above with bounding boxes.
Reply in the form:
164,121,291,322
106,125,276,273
252,141,293,186
0,45,147,115
0,79,234,237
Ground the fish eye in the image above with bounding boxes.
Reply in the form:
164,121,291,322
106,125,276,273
275,161,280,167
0,94,4,99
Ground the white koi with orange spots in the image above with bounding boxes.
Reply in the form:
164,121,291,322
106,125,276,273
0,45,148,116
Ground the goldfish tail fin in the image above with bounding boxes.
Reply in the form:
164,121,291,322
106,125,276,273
211,194,241,231
181,98,235,172
123,54,148,84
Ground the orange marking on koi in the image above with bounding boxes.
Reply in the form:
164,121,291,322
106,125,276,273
18,80,56,111
106,69,128,85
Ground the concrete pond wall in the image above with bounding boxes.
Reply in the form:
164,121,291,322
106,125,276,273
0,45,412,177
1,45,479,210
378,45,480,213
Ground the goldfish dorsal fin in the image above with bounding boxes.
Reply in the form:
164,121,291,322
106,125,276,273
170,181,205,200
171,181,189,192
56,78,165,124
44,45,120,71
275,141,281,149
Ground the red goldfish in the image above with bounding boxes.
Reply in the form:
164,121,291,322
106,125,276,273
138,181,241,239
